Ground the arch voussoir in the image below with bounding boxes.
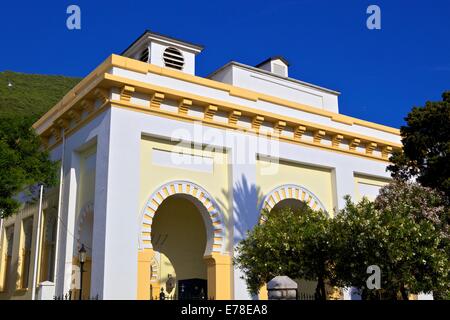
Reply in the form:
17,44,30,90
260,184,327,216
139,180,225,254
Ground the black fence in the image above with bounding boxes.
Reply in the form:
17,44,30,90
53,290,99,300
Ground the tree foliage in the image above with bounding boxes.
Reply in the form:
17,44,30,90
0,117,58,218
333,183,450,300
374,180,450,298
388,91,450,199
0,71,77,218
234,204,333,299
235,181,450,300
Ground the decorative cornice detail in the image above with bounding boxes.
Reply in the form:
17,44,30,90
382,146,393,159
204,105,218,121
94,88,108,105
349,138,361,151
50,127,61,141
332,134,344,148
178,98,192,115
56,118,70,130
34,56,400,162
294,125,307,140
252,115,264,131
68,109,82,124
150,92,165,109
366,142,378,155
313,130,326,144
34,55,400,136
228,110,241,126
80,99,95,114
273,120,286,135
120,85,135,102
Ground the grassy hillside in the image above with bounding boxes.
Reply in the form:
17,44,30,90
0,71,81,121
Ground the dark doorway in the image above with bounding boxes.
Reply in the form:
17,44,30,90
178,279,207,300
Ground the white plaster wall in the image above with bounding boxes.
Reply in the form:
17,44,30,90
99,107,140,299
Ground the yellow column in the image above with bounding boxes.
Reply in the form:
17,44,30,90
137,249,154,300
204,253,232,300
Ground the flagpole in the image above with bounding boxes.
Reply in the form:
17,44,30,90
53,130,65,296
31,184,44,300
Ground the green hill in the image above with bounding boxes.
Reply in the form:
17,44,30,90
0,71,81,121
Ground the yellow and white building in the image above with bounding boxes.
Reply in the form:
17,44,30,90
0,31,403,300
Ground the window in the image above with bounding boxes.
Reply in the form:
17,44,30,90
20,217,33,289
162,47,184,70
40,211,57,282
0,226,14,291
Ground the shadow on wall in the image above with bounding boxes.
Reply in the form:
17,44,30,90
218,175,264,247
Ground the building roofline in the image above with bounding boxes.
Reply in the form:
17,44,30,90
207,61,341,95
121,30,205,55
255,56,290,67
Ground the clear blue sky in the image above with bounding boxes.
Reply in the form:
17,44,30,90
1,0,449,128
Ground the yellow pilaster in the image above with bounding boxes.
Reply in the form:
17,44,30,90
137,249,154,300
204,253,232,300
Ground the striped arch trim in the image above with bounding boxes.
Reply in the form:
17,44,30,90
260,184,327,220
139,181,225,253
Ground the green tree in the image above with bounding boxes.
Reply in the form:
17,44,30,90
331,196,387,299
0,117,58,218
234,204,333,299
388,91,450,199
333,182,450,300
374,180,450,299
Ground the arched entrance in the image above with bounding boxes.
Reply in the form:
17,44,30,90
137,181,231,300
258,184,327,300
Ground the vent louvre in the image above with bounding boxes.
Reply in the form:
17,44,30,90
139,48,149,63
163,47,184,70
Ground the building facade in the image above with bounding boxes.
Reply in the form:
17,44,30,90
0,31,403,300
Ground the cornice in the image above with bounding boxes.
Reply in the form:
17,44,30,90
34,55,401,162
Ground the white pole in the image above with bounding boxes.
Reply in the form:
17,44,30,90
0,217,3,252
31,184,44,300
53,131,65,294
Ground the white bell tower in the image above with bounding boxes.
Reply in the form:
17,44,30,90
121,30,204,75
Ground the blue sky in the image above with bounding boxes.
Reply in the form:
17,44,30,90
1,0,449,128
